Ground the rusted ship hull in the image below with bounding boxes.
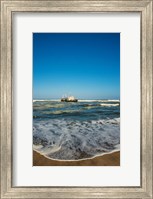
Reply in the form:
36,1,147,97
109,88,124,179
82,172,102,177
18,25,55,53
61,98,78,102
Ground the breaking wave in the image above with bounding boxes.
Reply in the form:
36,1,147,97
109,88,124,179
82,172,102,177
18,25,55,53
33,100,120,160
33,118,120,160
100,103,119,107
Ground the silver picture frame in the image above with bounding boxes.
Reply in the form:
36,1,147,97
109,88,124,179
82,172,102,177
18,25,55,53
0,0,152,198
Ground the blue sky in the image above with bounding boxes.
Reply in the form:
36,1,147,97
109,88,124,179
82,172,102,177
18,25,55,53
33,33,120,99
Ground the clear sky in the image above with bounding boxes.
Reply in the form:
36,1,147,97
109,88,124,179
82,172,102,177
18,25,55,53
33,33,120,100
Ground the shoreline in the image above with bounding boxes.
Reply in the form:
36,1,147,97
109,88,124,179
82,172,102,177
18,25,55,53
33,148,120,162
33,150,120,166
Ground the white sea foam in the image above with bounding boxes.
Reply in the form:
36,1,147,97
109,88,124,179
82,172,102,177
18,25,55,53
33,99,60,102
100,103,120,107
108,99,120,102
33,118,120,160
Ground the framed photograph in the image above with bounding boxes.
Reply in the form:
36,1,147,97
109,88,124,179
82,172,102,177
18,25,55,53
33,32,120,166
0,0,152,198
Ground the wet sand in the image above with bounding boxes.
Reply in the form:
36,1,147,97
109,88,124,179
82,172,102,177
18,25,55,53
33,150,120,166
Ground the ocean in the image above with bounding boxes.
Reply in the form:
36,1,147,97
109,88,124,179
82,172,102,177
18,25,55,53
33,100,120,160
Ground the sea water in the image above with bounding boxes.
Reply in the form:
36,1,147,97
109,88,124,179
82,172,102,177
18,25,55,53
33,100,120,160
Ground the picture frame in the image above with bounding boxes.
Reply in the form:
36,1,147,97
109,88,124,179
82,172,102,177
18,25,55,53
0,0,152,198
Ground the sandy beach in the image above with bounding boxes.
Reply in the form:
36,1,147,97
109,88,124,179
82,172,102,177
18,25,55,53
33,150,120,166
